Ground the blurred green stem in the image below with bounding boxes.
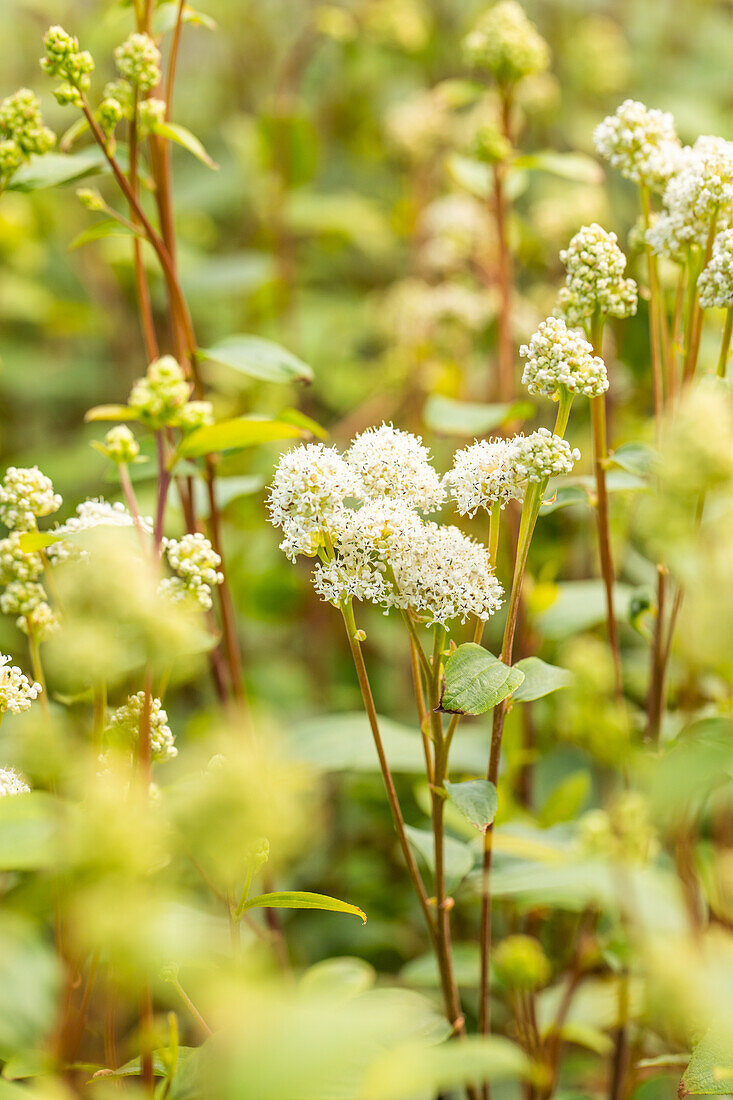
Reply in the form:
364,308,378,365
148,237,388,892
492,89,515,402
717,306,733,377
640,183,666,423
683,206,719,384
589,313,622,699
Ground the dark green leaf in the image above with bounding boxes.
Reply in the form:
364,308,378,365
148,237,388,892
444,780,498,833
240,891,366,923
199,335,313,384
441,643,524,715
512,657,574,702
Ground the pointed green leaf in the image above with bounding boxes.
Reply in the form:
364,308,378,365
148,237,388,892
239,891,366,923
444,780,498,833
511,657,574,702
199,334,313,384
514,150,604,184
85,404,142,423
277,407,327,438
177,416,305,458
8,150,106,192
154,2,218,32
441,643,524,715
69,219,140,250
539,484,589,515
362,1035,529,1100
610,442,659,478
154,121,218,169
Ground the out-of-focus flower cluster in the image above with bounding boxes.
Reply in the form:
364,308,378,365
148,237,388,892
161,533,223,611
0,88,55,189
463,1,550,87
698,228,733,308
107,691,177,763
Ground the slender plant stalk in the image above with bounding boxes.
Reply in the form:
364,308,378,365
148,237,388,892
640,184,665,427
717,305,733,377
588,314,622,698
492,90,514,402
644,564,668,743
683,207,719,384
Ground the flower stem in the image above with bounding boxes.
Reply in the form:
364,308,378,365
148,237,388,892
683,206,719,384
492,90,514,402
640,183,665,427
717,306,733,378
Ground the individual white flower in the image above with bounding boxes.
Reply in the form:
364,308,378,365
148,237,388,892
108,691,177,762
0,655,42,714
520,316,608,399
555,224,637,325
267,443,361,561
0,466,62,531
0,531,43,585
396,521,503,626
698,228,733,308
48,499,153,563
593,99,680,191
161,532,223,610
444,438,522,515
511,428,580,486
647,137,733,258
346,423,445,512
0,767,30,796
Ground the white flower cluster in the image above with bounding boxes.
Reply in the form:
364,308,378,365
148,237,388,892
312,500,503,626
444,438,522,516
346,423,445,511
0,531,43,585
0,767,30,796
698,229,733,308
417,194,494,274
108,691,177,763
511,429,580,483
647,137,733,259
0,466,62,531
594,99,680,191
161,533,223,610
267,443,361,561
520,317,608,399
555,224,637,325
270,422,581,627
0,654,42,714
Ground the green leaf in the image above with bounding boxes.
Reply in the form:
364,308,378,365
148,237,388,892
154,121,218,169
610,441,658,478
511,657,574,702
68,219,141,250
299,957,376,1001
239,891,366,924
0,916,61,1050
539,771,591,827
423,395,535,437
8,150,106,192
284,189,394,257
277,407,327,439
17,532,62,554
681,1028,733,1095
444,780,498,833
514,150,604,184
539,484,589,515
84,404,142,423
361,1035,529,1100
441,643,524,715
535,580,634,639
154,2,217,32
0,793,56,872
199,334,313,384
404,826,474,892
177,416,305,458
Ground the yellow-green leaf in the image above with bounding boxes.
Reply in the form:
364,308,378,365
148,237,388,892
239,891,366,923
154,121,218,170
177,416,304,458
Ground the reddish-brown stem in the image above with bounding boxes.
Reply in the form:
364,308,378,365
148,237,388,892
128,90,159,361
644,564,668,743
154,431,172,554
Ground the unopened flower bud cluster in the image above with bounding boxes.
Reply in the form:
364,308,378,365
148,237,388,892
41,25,95,106
555,224,637,326
463,1,550,87
108,691,177,762
161,533,223,610
114,33,161,94
100,425,140,465
520,316,608,399
128,355,191,428
0,88,55,188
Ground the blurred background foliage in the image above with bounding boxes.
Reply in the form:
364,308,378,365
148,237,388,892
3,1,733,1097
